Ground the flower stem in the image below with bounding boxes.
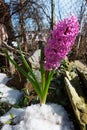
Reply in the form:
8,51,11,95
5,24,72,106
40,70,55,104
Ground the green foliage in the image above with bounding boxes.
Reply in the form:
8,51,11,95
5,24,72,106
61,59,69,68
6,120,11,125
4,44,55,104
13,103,21,108
5,113,15,125
9,112,15,119
0,102,12,116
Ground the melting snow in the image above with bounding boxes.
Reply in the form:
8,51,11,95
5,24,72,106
2,104,74,130
0,84,23,104
0,107,25,124
0,73,10,84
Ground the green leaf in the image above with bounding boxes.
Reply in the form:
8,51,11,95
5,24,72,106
6,120,11,125
18,45,42,96
10,112,15,119
40,43,46,93
13,103,20,108
23,98,28,106
4,49,42,100
42,70,55,104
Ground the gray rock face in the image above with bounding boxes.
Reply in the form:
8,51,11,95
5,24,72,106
28,49,41,82
74,60,87,98
64,62,87,130
28,49,41,70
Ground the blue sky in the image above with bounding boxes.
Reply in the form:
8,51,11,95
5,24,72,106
5,0,86,29
5,0,84,21
5,0,10,3
40,0,85,22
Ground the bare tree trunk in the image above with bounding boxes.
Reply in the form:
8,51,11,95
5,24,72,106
50,0,55,30
20,0,27,52
0,1,14,44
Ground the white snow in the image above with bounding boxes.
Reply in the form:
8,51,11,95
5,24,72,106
0,73,23,104
0,107,25,124
12,41,18,47
0,73,10,84
1,104,74,130
0,73,75,130
0,84,23,104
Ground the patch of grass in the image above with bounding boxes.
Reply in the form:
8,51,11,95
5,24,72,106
0,102,12,116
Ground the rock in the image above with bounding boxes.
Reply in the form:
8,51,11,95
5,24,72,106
64,71,87,130
74,60,87,72
74,60,87,98
28,49,41,70
28,49,41,82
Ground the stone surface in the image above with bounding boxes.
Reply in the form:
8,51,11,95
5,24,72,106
28,49,41,82
64,70,87,130
74,60,87,98
28,49,41,70
74,60,87,72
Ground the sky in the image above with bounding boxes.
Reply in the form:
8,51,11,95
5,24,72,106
5,0,10,3
5,0,85,20
5,0,86,30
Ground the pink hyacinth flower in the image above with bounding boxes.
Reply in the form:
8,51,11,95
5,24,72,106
44,16,79,70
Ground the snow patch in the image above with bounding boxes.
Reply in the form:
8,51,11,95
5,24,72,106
2,104,74,130
0,107,25,124
0,73,10,84
0,84,23,104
